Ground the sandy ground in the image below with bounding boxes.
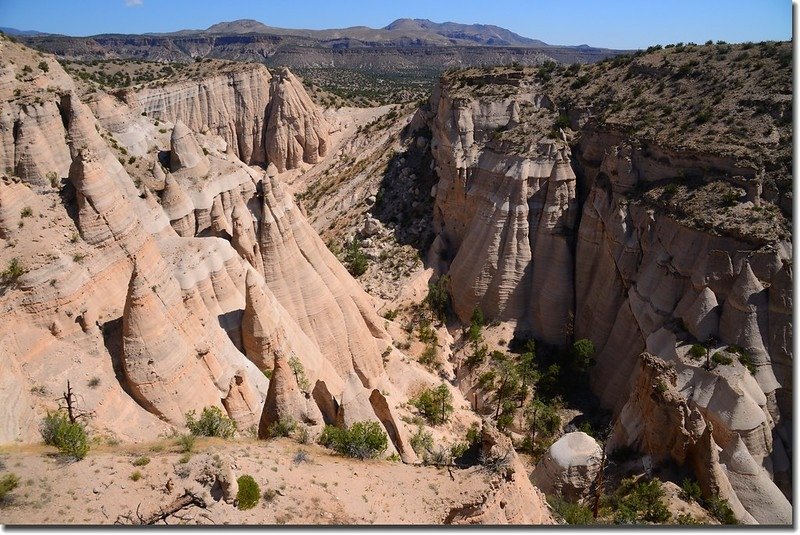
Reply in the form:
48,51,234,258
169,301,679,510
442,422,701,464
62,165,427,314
0,437,495,525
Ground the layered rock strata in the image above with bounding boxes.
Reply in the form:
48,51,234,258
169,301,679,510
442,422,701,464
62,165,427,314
135,66,272,165
264,67,329,172
133,64,329,171
427,71,792,523
428,84,577,346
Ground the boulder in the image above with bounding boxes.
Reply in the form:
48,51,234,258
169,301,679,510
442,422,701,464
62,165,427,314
531,432,603,501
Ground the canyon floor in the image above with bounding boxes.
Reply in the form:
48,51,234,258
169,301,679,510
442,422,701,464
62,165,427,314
0,438,497,525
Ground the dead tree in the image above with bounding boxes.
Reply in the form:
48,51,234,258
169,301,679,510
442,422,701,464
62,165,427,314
115,490,208,525
591,442,607,519
590,423,614,519
58,380,93,423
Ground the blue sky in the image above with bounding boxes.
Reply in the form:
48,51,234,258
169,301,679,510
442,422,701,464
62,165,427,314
0,0,791,49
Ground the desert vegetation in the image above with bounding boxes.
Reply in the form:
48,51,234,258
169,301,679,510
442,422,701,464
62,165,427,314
318,421,389,460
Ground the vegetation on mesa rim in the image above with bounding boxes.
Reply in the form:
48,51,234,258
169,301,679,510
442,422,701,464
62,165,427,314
441,40,790,243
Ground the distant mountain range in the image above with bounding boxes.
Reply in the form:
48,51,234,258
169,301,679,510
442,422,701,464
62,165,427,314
13,18,629,71
0,26,46,36
192,18,548,47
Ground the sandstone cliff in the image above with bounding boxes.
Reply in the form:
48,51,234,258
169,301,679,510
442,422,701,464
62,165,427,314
0,38,405,451
427,79,576,346
132,63,329,171
264,67,329,172
426,45,791,524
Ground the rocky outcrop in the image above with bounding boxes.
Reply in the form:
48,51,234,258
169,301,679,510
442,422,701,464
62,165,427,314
240,269,331,376
428,85,576,345
134,64,329,172
531,432,603,502
122,262,222,423
170,120,210,175
718,262,771,379
609,353,706,466
446,425,555,524
68,148,268,429
609,352,788,524
230,199,263,273
135,66,272,165
86,91,156,157
161,173,196,237
6,100,72,189
0,40,410,451
0,345,37,443
427,72,792,524
257,353,323,438
719,435,792,525
264,67,329,172
258,174,388,387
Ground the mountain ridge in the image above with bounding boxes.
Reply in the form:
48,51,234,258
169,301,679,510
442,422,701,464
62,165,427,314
15,17,628,69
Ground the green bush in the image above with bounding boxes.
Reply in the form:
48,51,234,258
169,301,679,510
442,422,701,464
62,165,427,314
425,275,451,321
409,384,453,425
40,411,89,460
570,339,596,373
185,406,236,439
132,456,150,467
613,478,671,524
688,344,706,360
467,307,484,343
554,114,571,130
344,236,368,277
418,340,441,371
266,417,297,438
287,357,310,391
711,352,733,366
319,421,388,460
130,470,143,481
722,190,740,207
728,346,756,375
706,496,737,525
409,425,433,457
0,473,20,502
176,433,195,453
525,397,562,441
680,477,702,503
464,342,488,369
676,513,701,525
1,258,26,284
236,475,260,510
548,495,594,525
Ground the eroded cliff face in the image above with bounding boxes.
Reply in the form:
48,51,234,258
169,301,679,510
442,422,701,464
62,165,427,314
132,63,329,171
134,66,272,165
428,81,577,346
0,38,408,459
426,62,792,523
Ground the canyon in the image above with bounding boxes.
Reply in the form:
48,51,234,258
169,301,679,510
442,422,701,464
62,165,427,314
0,32,792,526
